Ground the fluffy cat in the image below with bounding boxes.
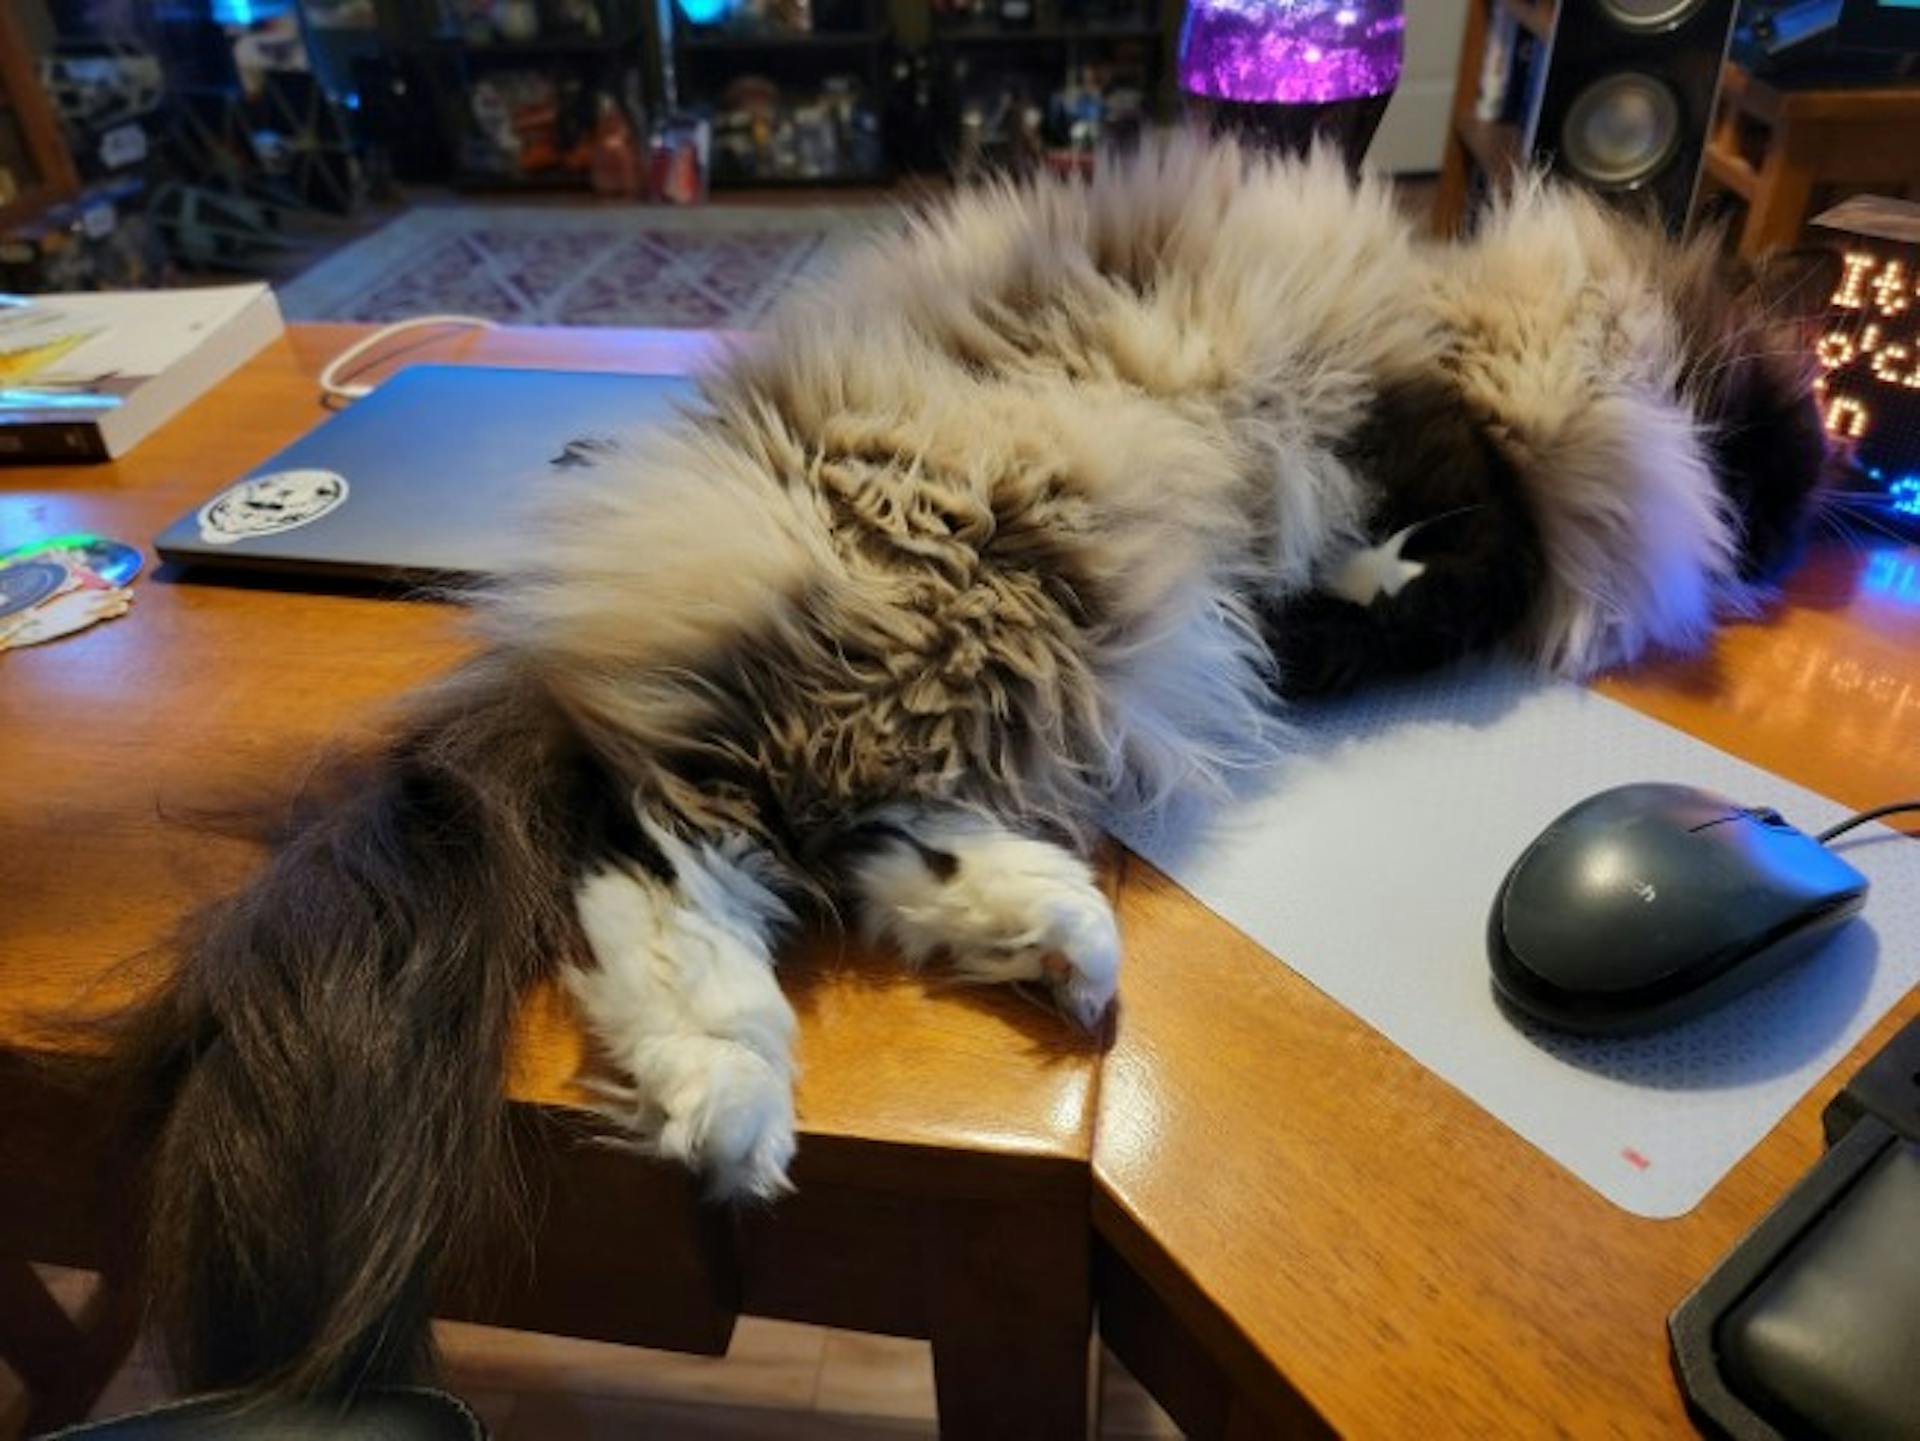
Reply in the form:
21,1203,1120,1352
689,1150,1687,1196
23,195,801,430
113,136,1828,1400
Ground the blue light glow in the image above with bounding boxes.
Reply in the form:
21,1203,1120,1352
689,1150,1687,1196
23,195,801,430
0,389,122,410
210,0,294,24
1863,548,1920,605
1891,476,1920,517
676,0,730,25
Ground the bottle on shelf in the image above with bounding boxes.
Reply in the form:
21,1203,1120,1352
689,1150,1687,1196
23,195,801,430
589,94,644,197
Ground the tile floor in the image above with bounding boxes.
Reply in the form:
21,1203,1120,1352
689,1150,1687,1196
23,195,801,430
3,1266,1181,1439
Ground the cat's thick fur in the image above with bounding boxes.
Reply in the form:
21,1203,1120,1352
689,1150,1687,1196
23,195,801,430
110,136,1826,1400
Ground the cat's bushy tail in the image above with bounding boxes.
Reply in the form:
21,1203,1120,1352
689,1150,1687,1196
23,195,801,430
114,653,616,1399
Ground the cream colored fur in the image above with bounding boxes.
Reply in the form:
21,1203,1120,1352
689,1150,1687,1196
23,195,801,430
506,137,1779,1195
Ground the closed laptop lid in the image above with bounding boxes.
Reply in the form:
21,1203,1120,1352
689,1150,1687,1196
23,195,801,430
154,365,702,583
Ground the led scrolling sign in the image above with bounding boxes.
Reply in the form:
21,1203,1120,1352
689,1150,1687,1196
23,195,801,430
1813,228,1920,524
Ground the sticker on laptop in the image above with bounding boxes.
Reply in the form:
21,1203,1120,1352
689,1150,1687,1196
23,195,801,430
198,469,348,545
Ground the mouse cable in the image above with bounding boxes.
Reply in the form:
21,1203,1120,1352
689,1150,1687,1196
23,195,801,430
1817,802,1920,844
318,315,500,403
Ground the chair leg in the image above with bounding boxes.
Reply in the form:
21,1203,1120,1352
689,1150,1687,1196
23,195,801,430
0,1262,142,1436
1740,136,1817,259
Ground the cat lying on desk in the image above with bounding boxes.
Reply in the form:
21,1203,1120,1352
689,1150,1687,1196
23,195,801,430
114,134,1832,1400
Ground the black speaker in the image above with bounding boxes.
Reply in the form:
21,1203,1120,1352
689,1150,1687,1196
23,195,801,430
1526,0,1741,231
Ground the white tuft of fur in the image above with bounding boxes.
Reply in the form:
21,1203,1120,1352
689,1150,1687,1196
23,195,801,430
568,823,799,1200
850,809,1120,1028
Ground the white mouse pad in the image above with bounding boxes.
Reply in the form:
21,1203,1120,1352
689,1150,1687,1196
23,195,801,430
1110,664,1919,1218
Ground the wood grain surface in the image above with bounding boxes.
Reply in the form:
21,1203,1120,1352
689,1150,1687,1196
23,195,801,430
1094,538,1920,1436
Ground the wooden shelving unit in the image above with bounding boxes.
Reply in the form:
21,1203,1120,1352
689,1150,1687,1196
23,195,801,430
1433,0,1553,235
331,0,1186,193
0,2,80,233
672,0,894,188
385,0,649,193
1697,60,1920,257
928,0,1175,175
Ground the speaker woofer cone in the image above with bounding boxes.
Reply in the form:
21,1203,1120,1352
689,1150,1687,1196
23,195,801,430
1595,0,1708,31
1560,73,1682,188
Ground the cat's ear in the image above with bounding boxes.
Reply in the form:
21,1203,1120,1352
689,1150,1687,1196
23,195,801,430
1744,246,1844,328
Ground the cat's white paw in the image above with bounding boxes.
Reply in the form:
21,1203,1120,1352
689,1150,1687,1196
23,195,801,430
650,1036,797,1200
570,861,799,1201
855,816,1121,1028
1033,886,1121,1030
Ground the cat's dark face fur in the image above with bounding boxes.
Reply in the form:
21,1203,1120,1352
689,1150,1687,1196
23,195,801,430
1267,377,1548,698
1268,240,1837,700
1673,247,1840,583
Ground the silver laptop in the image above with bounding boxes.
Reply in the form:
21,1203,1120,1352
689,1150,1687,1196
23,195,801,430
155,365,700,584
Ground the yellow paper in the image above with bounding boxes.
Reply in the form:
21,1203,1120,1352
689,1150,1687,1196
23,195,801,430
0,303,106,384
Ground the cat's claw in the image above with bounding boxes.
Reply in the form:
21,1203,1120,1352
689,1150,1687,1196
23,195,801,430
1035,892,1121,1029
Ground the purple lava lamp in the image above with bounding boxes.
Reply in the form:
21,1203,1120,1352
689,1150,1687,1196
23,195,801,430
1178,0,1405,170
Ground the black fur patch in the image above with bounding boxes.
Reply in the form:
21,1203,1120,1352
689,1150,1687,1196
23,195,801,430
1679,246,1837,583
833,820,960,882
563,747,674,885
1708,384,1826,583
1265,377,1547,698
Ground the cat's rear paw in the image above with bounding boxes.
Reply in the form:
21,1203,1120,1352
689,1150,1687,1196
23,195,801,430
569,860,799,1202
647,1036,797,1200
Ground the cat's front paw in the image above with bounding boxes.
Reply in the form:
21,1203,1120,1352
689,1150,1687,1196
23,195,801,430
1034,888,1121,1030
855,814,1121,1029
941,842,1122,1029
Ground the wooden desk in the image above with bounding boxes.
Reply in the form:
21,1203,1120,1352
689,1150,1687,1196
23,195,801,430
0,326,1099,1438
11,321,1918,1439
1094,540,1920,1437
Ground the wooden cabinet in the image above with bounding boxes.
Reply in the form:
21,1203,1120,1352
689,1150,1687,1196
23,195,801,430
1433,0,1547,235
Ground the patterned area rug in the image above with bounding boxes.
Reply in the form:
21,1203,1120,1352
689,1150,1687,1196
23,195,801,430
276,204,890,328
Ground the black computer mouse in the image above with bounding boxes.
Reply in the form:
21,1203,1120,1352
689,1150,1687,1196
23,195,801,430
1489,783,1870,1036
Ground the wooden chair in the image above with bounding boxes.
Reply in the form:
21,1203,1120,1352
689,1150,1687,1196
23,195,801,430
1700,62,1920,259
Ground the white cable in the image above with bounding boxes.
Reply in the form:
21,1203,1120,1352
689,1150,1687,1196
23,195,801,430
318,315,501,403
